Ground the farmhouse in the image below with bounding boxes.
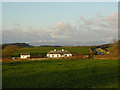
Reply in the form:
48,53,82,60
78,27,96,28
47,49,72,58
20,53,30,59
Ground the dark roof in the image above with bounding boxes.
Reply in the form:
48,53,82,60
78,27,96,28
48,50,71,54
21,53,30,55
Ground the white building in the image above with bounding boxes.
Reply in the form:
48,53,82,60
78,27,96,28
47,49,72,58
20,53,30,59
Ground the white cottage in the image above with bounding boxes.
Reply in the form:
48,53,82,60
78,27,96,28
20,53,30,59
47,49,72,58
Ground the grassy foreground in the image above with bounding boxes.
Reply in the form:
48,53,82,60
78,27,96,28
3,59,118,88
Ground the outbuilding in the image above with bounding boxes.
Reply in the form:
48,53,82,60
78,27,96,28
20,53,30,59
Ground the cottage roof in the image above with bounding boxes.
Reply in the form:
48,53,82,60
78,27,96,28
21,53,30,55
48,50,71,54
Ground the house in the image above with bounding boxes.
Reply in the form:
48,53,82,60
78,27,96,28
20,53,30,59
47,49,72,58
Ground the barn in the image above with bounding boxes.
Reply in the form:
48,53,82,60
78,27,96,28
47,49,72,58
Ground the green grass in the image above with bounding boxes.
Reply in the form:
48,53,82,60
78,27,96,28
3,59,118,88
12,46,90,57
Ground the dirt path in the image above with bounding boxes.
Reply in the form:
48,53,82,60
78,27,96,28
1,58,49,62
94,57,119,59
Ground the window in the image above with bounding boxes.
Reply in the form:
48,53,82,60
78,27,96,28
64,55,67,57
57,55,59,57
52,55,54,57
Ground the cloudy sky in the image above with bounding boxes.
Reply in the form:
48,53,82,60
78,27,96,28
2,2,118,46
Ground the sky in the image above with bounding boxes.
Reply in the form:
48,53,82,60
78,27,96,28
2,2,118,46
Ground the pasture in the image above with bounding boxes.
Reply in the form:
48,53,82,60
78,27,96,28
12,46,90,57
3,59,118,88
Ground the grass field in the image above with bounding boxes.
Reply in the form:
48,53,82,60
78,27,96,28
3,59,118,88
12,46,90,57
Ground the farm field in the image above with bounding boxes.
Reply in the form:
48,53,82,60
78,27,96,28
12,46,90,57
3,59,118,88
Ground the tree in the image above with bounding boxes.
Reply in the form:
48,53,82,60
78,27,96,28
2,45,18,58
109,40,119,58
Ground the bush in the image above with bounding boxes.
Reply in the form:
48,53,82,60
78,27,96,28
2,45,19,58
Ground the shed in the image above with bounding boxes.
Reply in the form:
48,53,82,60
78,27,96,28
20,53,30,59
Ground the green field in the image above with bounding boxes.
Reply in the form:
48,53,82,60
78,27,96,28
3,59,118,88
12,46,90,57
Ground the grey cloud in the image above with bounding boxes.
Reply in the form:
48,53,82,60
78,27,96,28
2,12,118,46
51,12,118,43
2,28,52,44
51,22,76,39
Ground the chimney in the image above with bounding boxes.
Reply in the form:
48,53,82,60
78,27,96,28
62,49,64,51
54,49,56,51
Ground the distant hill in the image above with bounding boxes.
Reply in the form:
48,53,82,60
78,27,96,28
2,43,32,49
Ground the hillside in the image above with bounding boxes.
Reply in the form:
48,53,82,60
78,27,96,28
12,46,90,57
2,41,119,59
94,40,119,59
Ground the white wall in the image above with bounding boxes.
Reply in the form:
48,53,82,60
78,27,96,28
64,54,72,57
47,54,61,58
20,55,30,59
47,54,72,58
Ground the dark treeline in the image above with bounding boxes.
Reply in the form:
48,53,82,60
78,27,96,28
2,43,32,49
1,43,63,49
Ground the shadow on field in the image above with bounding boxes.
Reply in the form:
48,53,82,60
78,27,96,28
3,64,118,88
